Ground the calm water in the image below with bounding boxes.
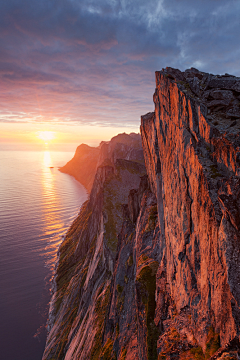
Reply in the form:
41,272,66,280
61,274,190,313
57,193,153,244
0,150,88,360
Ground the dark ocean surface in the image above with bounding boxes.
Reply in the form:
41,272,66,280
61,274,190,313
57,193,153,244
0,150,88,360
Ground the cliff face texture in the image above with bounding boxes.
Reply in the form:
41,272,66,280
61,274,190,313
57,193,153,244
141,67,240,358
59,133,143,193
59,144,100,193
43,68,240,360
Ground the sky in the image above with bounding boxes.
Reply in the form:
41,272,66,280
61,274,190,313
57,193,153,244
1,0,240,150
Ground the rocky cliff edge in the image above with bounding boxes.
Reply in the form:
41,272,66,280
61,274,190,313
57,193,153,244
59,133,143,193
43,67,240,360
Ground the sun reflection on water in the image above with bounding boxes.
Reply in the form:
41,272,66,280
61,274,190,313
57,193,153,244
43,151,52,168
41,151,64,274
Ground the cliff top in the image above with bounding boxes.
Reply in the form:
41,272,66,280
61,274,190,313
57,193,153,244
158,67,240,136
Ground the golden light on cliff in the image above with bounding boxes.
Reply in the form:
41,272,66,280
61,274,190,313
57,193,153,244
37,131,55,143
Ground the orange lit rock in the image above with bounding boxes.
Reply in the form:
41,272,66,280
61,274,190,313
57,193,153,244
43,68,240,360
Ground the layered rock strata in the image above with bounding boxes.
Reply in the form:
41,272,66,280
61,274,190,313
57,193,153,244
43,68,240,360
141,67,240,359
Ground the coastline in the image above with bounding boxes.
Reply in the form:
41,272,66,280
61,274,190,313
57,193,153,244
42,69,240,359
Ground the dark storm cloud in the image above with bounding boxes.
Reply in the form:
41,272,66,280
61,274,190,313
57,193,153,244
1,0,240,125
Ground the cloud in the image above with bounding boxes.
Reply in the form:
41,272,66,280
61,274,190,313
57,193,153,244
0,0,240,126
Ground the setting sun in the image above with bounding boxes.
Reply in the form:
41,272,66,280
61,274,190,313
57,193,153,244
37,131,55,143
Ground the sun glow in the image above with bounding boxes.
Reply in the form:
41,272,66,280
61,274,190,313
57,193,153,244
37,131,55,143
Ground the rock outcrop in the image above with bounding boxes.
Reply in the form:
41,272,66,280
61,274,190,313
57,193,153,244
59,144,100,193
59,133,144,193
43,68,240,360
141,67,240,359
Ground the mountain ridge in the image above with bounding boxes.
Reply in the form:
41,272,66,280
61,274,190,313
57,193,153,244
43,67,240,360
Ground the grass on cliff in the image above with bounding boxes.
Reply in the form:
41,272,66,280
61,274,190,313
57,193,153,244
178,326,220,360
53,292,81,360
158,328,182,360
115,159,146,175
104,194,118,253
116,283,125,314
55,200,91,287
103,179,126,254
119,348,127,360
205,326,220,358
138,253,149,267
209,165,221,179
56,201,92,296
90,284,113,360
99,338,116,360
145,205,158,232
51,200,93,360
125,254,133,268
59,201,91,262
136,261,159,360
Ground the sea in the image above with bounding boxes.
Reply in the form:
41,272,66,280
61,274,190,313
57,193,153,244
0,150,88,360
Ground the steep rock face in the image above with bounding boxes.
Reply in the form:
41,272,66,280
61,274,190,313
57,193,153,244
59,144,100,193
141,67,240,356
43,67,240,360
43,155,147,360
60,133,144,193
97,132,144,167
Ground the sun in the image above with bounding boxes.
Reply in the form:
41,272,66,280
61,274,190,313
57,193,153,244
37,131,55,143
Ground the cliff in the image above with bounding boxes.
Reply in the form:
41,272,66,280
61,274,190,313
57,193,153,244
59,144,100,193
43,68,240,360
140,67,240,359
59,133,143,193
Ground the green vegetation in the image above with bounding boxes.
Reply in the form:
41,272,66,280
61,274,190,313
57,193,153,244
90,284,111,360
159,328,181,359
117,284,124,294
54,293,81,360
53,201,92,322
47,202,91,360
100,338,116,360
205,326,220,359
179,326,220,360
104,192,118,253
125,254,133,268
178,346,204,360
136,261,159,360
99,158,113,168
56,201,91,297
190,347,205,360
138,253,149,267
59,201,91,262
115,159,146,176
116,285,125,313
145,205,158,231
54,292,64,315
210,164,221,179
